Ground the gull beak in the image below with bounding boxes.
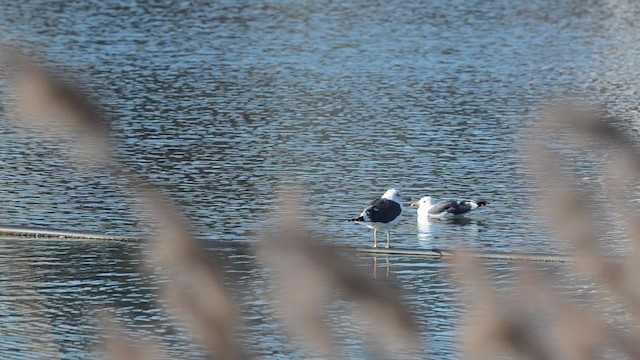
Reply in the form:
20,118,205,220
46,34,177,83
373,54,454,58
410,202,419,207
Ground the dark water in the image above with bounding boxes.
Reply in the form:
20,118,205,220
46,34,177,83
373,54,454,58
1,0,639,358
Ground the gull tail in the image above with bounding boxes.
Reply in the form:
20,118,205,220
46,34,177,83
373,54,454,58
348,216,365,222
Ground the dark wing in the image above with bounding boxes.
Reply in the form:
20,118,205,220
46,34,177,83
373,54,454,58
428,200,474,216
363,198,402,223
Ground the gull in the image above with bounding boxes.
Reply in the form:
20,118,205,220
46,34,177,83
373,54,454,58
410,196,490,221
349,189,403,248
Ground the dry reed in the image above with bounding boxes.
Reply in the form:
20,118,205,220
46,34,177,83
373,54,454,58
456,103,640,359
257,194,419,358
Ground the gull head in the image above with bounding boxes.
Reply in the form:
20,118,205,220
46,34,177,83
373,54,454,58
381,188,402,203
410,196,432,207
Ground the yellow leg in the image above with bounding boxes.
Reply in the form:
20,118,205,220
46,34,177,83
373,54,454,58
373,229,378,248
386,229,391,248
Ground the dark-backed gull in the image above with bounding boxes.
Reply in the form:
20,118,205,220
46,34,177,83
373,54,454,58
349,189,403,248
410,196,490,221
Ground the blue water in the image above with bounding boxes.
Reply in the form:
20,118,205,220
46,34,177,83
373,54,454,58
1,0,639,358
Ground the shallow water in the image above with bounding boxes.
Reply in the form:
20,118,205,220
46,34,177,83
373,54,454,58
1,0,640,358
0,237,595,359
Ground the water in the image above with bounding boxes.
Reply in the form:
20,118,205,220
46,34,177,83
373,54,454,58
0,0,639,358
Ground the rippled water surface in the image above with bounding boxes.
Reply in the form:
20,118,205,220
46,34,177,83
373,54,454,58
1,0,640,358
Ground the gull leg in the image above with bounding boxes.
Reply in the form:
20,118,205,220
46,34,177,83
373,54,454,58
386,228,391,248
373,229,378,248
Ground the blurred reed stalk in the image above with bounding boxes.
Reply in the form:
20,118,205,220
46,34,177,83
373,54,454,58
457,103,640,359
257,193,420,358
138,186,247,360
1,45,112,164
100,317,163,360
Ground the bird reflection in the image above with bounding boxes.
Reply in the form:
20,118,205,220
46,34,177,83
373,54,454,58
416,219,432,242
416,217,488,247
372,255,390,278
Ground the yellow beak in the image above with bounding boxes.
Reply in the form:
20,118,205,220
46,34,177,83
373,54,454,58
410,202,419,207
